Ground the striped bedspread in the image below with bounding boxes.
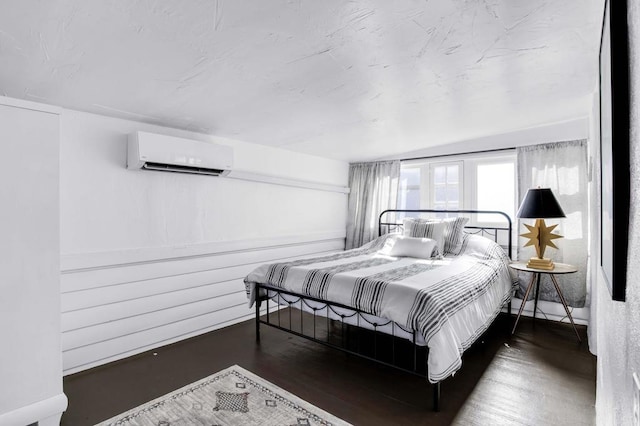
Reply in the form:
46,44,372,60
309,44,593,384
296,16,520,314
244,234,513,383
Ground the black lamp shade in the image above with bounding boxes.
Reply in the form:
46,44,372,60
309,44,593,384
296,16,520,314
516,188,566,219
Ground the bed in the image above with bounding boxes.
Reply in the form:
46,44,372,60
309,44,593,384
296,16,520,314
244,209,515,410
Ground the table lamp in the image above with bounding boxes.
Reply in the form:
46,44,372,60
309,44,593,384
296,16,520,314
516,188,565,270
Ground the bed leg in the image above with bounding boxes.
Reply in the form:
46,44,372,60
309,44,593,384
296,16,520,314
433,382,441,412
255,298,261,343
507,299,513,335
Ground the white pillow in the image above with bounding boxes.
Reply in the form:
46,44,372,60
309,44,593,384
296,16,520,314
387,236,437,259
402,218,446,256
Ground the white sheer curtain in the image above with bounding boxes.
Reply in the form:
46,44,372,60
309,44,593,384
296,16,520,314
345,161,400,250
516,140,589,307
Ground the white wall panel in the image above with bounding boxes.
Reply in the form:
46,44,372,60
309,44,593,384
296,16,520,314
61,236,343,375
62,266,244,312
60,110,349,255
63,291,248,348
0,97,66,425
64,303,256,375
62,279,243,333
61,239,342,293
59,110,349,375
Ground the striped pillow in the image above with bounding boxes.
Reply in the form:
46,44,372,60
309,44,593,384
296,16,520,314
442,217,469,255
402,218,446,256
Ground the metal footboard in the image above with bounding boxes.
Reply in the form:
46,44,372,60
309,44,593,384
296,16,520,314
255,283,441,410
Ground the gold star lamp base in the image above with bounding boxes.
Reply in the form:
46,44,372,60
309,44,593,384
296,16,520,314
521,218,563,270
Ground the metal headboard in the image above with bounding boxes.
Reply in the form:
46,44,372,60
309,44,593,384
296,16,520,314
378,209,513,259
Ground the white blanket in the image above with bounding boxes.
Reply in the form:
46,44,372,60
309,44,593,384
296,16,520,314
244,234,513,383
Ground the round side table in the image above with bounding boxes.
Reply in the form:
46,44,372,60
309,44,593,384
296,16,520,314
509,262,581,342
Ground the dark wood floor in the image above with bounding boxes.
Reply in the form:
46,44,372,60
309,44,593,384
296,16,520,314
62,314,595,425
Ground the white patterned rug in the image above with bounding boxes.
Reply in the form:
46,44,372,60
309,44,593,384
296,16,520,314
94,365,351,426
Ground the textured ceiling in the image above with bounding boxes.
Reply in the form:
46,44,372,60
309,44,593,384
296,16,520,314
0,0,602,162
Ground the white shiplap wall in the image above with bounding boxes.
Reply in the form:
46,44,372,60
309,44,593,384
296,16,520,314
60,233,344,375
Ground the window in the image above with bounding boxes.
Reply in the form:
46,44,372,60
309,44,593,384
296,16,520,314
430,162,462,210
399,151,516,225
399,166,421,210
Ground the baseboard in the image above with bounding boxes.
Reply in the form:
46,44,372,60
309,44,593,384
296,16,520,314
0,393,68,426
507,297,589,325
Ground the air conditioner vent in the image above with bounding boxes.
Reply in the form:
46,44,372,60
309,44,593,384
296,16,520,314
142,162,227,176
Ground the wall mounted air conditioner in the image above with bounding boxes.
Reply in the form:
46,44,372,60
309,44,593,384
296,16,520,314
127,131,233,176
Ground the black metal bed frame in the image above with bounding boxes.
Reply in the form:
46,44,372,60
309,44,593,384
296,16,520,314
254,209,513,411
